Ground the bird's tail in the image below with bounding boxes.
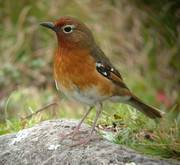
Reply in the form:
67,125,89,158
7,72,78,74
127,95,163,119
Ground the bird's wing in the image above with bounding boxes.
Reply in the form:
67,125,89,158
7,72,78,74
91,45,129,90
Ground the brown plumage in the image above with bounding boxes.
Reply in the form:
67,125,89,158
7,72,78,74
40,16,163,144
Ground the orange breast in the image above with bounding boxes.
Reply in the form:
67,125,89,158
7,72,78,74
54,47,115,99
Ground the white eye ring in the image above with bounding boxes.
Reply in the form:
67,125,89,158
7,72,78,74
62,25,75,34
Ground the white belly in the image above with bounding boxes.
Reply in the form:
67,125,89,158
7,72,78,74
55,80,107,105
55,80,130,105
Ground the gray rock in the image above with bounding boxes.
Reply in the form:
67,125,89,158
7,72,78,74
0,119,179,165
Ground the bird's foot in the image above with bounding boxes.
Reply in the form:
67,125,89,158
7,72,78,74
70,133,102,147
59,126,88,141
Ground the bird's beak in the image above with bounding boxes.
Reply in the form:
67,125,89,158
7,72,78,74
40,22,58,32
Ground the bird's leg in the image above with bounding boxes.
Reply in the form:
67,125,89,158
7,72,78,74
90,103,102,134
71,103,103,146
70,106,94,136
60,106,93,140
75,106,94,131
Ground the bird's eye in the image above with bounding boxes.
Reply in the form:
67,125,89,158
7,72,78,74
62,25,74,34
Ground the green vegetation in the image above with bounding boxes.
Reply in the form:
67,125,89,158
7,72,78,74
0,0,179,160
104,104,179,159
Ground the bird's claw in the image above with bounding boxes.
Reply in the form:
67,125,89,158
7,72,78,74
69,134,102,147
59,127,88,141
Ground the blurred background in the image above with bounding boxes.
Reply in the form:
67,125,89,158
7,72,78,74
0,0,179,159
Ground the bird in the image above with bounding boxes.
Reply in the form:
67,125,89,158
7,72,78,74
40,16,163,144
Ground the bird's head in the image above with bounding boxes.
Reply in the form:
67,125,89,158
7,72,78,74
40,16,95,49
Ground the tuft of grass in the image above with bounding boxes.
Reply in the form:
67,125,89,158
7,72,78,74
97,104,180,160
